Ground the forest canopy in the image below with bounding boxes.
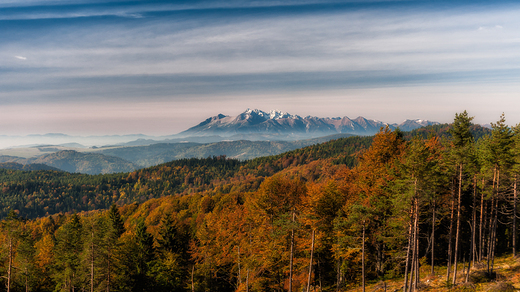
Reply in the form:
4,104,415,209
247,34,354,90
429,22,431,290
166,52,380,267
2,112,519,292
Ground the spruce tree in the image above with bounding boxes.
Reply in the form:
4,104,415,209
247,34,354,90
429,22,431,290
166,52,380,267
53,214,84,291
448,111,475,285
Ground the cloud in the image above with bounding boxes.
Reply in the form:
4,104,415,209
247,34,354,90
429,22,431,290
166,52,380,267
3,1,520,135
478,24,504,31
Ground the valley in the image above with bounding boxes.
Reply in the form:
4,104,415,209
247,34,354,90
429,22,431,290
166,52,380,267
0,109,440,174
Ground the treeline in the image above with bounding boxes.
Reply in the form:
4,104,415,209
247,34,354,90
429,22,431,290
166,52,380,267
0,111,517,292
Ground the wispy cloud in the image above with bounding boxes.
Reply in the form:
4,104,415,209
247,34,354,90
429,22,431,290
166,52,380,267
2,0,520,134
6,4,520,75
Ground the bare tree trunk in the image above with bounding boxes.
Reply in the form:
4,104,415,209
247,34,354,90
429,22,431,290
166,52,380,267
107,245,111,292
462,253,466,277
409,235,416,292
467,252,472,281
487,196,495,273
514,175,517,257
431,197,436,276
490,201,498,272
403,206,414,292
191,265,195,292
491,172,499,272
453,164,463,286
467,176,477,283
414,196,420,290
289,212,296,292
362,222,366,292
307,229,315,292
487,166,497,273
409,195,419,292
447,180,456,283
91,229,95,292
246,270,249,292
479,178,485,262
7,236,12,292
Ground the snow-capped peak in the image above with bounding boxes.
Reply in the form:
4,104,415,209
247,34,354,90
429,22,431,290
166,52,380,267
243,109,296,120
268,109,291,119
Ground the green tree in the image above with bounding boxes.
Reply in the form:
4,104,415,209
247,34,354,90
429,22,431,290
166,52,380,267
482,114,514,272
153,214,186,292
511,124,520,257
399,136,444,291
132,219,155,292
100,204,126,292
53,214,84,291
448,111,475,284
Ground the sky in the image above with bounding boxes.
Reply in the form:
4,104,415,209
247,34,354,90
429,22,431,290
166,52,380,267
2,0,520,136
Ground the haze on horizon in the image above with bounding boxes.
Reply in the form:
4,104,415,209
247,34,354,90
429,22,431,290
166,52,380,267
2,0,520,137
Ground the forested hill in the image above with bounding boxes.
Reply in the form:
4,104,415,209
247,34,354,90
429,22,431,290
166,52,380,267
0,162,60,171
0,124,491,219
403,123,491,140
0,134,373,219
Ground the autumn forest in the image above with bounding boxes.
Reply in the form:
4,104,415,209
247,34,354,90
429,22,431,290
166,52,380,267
1,111,520,292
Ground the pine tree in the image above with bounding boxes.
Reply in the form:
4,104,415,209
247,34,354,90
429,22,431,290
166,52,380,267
153,214,186,291
399,136,445,291
53,214,84,291
511,124,520,257
448,111,475,285
483,114,514,272
133,219,155,292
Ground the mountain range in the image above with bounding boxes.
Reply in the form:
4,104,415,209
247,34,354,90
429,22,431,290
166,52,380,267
0,109,441,174
179,109,439,139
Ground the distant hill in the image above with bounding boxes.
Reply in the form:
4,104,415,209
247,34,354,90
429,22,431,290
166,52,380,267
0,162,61,171
0,155,22,163
99,133,354,167
0,123,489,175
26,150,138,174
0,134,353,174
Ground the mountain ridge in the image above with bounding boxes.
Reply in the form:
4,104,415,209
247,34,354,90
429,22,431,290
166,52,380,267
180,108,439,138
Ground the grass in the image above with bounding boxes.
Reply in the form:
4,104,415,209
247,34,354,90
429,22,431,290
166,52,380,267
344,254,520,291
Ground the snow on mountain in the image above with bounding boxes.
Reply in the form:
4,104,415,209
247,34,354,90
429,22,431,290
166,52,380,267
179,109,439,138
394,119,440,131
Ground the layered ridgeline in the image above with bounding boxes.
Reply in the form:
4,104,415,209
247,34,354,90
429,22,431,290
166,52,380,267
2,113,520,292
0,134,354,174
0,123,491,219
0,109,440,174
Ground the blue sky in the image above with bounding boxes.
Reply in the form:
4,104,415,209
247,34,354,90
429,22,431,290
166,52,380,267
2,0,520,135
